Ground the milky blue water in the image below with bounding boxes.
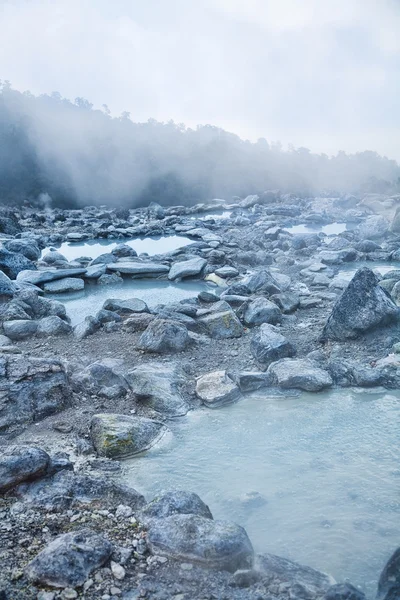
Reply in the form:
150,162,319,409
48,279,207,326
337,261,400,282
285,222,350,235
124,388,400,596
42,235,192,262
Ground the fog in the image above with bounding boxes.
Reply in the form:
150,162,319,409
0,0,400,207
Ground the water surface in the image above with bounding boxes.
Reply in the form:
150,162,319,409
124,388,400,595
285,222,350,235
337,261,400,282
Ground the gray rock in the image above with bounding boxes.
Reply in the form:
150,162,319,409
36,316,72,337
107,262,169,276
358,215,389,239
243,270,282,295
321,268,399,341
0,446,50,493
89,252,117,266
390,207,400,234
377,547,400,600
0,271,17,298
73,316,101,340
138,319,189,353
196,370,242,408
15,469,145,511
3,319,38,340
141,491,213,522
251,324,296,367
103,298,149,315
72,360,129,399
0,356,70,432
198,309,243,339
324,583,365,600
4,239,41,261
42,250,68,264
123,313,156,332
147,514,254,572
230,569,262,588
98,272,124,285
168,257,207,280
257,553,334,596
83,264,107,279
229,371,271,393
243,297,282,326
112,243,137,258
0,249,36,279
267,358,333,392
17,268,87,286
215,266,239,278
270,292,300,314
90,413,168,458
95,308,122,324
26,529,113,588
126,363,188,417
44,277,85,293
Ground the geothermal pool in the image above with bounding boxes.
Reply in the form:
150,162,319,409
124,388,400,596
42,235,192,262
47,279,207,326
285,222,351,235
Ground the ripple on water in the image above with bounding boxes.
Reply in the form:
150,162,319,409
123,388,400,595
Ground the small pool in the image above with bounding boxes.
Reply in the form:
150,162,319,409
48,279,207,326
337,261,400,282
42,236,192,262
123,388,400,595
189,211,232,221
285,223,351,236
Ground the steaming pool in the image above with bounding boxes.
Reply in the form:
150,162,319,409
42,235,192,262
285,222,353,235
46,279,208,326
123,387,400,596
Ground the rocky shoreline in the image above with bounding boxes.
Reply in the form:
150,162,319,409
1,192,400,599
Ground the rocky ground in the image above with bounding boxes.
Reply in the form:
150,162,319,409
1,192,400,599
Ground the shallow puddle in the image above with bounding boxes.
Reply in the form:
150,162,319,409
124,388,400,595
42,235,192,262
48,279,207,325
285,222,350,235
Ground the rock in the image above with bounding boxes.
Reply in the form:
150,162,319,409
103,298,149,315
107,262,169,276
243,270,282,295
17,268,87,286
43,277,85,293
123,313,155,332
96,309,122,324
168,257,207,280
3,319,38,340
230,569,262,588
257,553,334,597
112,244,137,258
83,264,107,279
251,324,296,367
4,239,41,261
148,514,254,572
0,249,36,279
90,413,168,458
0,214,21,235
126,363,188,417
111,561,126,580
0,446,50,493
229,371,270,393
15,469,145,511
243,297,282,326
321,268,399,340
198,309,243,339
270,292,300,314
377,547,400,600
196,371,242,408
358,215,389,239
42,250,68,264
0,271,17,298
73,316,100,340
26,529,113,588
98,273,124,286
72,360,129,399
138,319,189,353
267,358,333,392
141,491,213,522
36,316,72,337
323,583,366,600
0,356,71,432
390,207,400,234
215,266,239,278
354,240,381,253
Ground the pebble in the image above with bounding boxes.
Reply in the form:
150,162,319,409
111,561,126,580
60,589,78,600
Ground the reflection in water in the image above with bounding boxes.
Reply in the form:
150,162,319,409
124,388,400,595
285,222,349,235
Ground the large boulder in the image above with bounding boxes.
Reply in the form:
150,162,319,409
358,215,389,239
257,553,334,597
267,358,333,392
90,413,168,458
321,268,399,341
36,316,72,337
168,257,207,280
147,514,254,572
377,547,400,600
43,277,85,293
243,297,282,326
0,446,50,493
141,491,213,522
72,360,129,399
0,271,17,298
251,324,296,367
138,319,189,353
4,239,41,261
196,371,242,408
14,469,145,511
16,268,87,286
0,356,71,433
2,319,38,341
0,249,36,279
126,363,188,417
26,529,113,588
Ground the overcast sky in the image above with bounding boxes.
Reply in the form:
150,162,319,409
1,0,399,159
